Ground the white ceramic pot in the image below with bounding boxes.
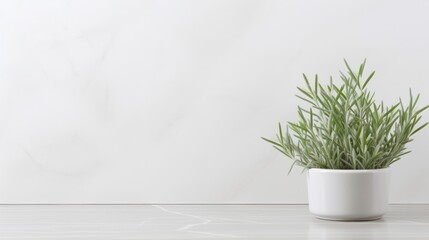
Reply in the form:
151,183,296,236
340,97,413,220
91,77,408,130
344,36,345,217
307,168,390,221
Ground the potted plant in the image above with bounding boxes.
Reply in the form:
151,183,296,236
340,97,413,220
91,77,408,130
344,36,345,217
262,60,429,221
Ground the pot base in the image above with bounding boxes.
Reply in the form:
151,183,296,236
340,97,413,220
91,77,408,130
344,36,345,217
313,214,383,221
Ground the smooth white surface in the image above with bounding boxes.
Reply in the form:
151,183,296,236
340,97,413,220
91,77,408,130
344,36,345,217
0,0,429,203
0,205,428,239
307,168,390,220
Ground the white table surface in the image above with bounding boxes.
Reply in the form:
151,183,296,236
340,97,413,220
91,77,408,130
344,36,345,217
0,204,427,239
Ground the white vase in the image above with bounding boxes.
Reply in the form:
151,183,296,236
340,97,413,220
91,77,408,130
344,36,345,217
307,168,390,221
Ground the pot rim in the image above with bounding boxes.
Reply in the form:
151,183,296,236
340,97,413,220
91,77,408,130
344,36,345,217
308,167,389,173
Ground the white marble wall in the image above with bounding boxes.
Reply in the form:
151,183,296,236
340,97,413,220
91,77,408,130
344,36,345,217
0,0,428,203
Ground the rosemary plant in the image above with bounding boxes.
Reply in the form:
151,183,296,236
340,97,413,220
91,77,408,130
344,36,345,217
263,60,429,172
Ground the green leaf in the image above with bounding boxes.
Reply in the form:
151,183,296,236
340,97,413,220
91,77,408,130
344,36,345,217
343,59,359,87
411,122,429,136
261,137,283,147
362,71,375,89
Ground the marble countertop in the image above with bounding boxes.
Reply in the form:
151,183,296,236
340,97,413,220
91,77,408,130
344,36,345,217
0,204,427,239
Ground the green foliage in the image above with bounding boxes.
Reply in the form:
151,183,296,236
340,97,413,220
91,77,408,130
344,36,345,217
262,60,429,172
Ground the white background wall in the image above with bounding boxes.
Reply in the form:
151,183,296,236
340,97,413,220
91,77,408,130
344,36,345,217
0,0,428,203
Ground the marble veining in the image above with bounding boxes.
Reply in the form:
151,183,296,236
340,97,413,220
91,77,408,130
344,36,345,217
0,204,427,239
